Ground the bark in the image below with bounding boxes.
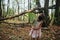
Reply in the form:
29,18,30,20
28,0,31,23
36,0,41,7
44,0,49,16
7,0,10,16
2,0,5,17
50,0,54,25
0,0,2,19
44,0,50,26
54,0,60,25
18,2,20,20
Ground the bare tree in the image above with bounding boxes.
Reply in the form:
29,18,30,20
12,1,15,16
28,0,31,23
15,0,20,20
54,0,60,25
50,0,55,25
1,0,6,18
44,0,49,16
7,0,10,17
0,0,2,19
44,0,50,26
36,0,41,7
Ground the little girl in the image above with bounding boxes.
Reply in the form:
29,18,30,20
29,14,43,40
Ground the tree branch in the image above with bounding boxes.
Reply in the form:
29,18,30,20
0,5,56,21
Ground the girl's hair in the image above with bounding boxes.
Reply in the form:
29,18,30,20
37,15,43,22
37,10,44,22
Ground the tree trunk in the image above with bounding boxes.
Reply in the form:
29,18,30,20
50,0,54,25
23,1,25,22
35,0,41,19
17,2,20,20
36,0,41,7
44,0,50,26
7,0,10,17
28,0,31,23
44,0,49,16
54,1,60,40
12,1,15,20
54,0,60,25
2,0,5,18
0,0,2,19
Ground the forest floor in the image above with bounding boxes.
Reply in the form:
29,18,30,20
0,23,60,40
